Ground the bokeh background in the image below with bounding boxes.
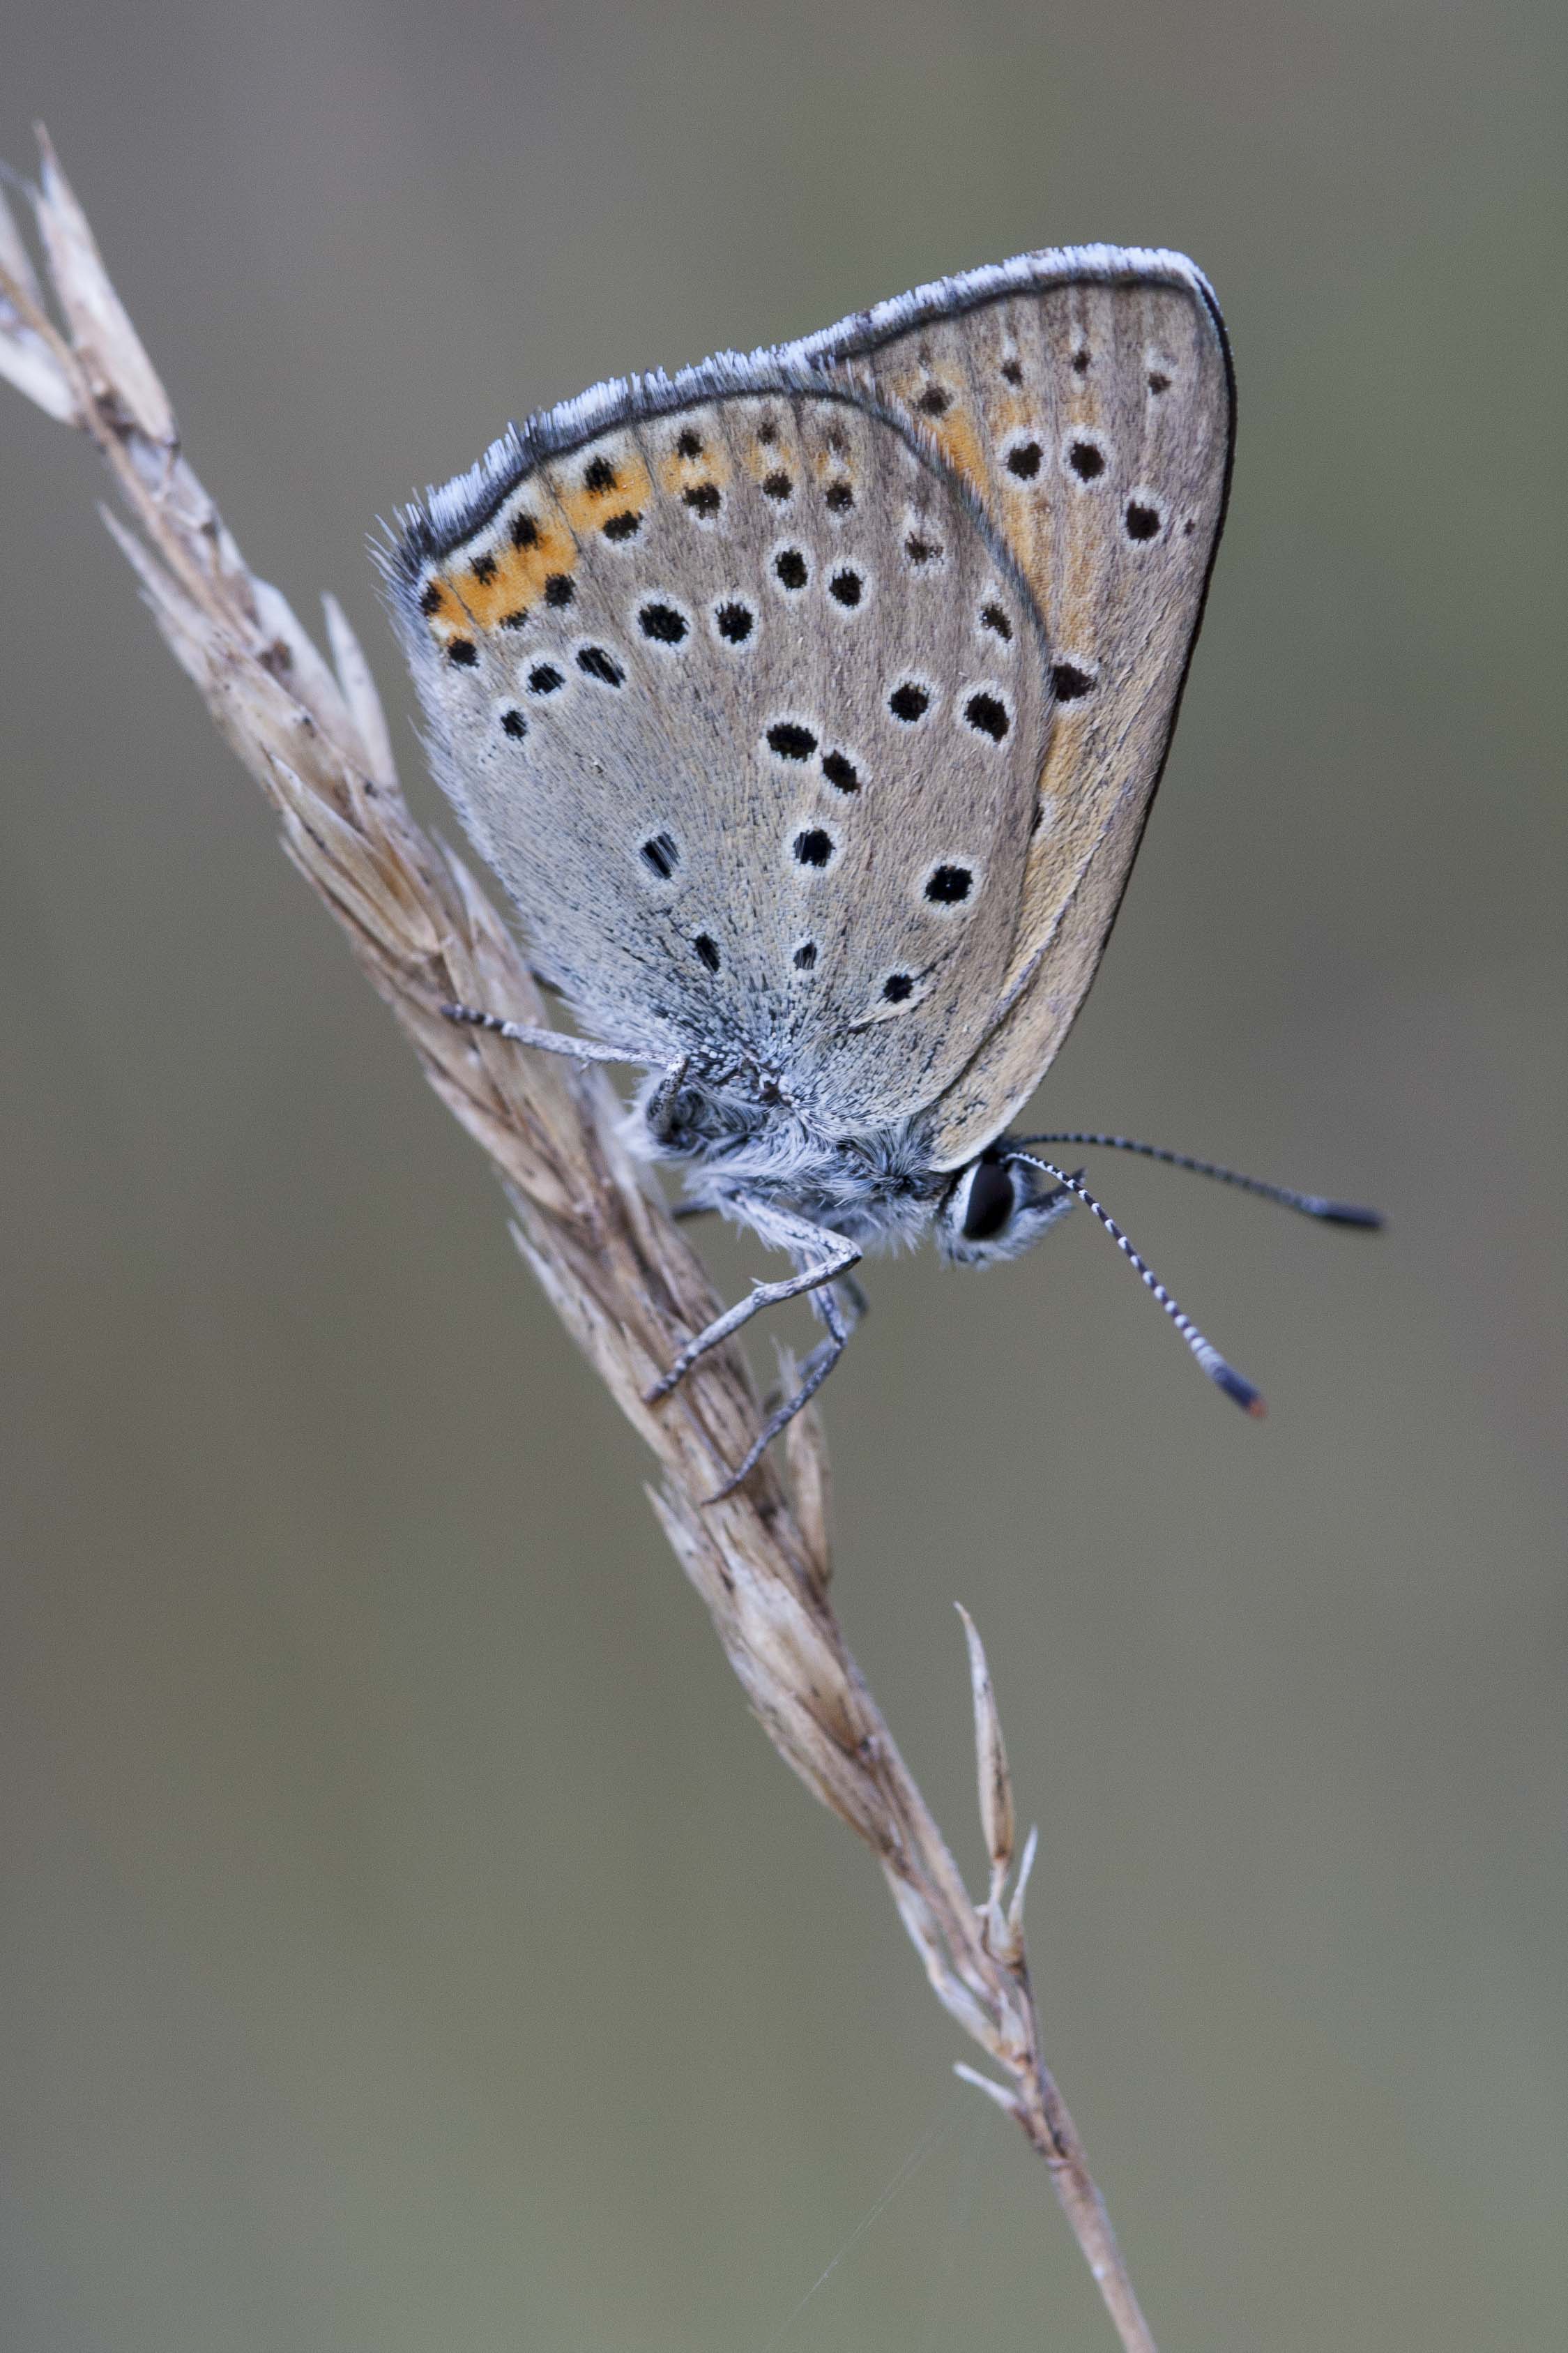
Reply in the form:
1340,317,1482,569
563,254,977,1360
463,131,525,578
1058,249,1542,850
3,4,1563,2347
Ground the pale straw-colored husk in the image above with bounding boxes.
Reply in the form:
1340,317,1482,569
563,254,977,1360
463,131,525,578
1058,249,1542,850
0,132,1159,2352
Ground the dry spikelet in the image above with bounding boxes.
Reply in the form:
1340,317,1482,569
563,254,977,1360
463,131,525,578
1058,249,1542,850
0,133,1162,2353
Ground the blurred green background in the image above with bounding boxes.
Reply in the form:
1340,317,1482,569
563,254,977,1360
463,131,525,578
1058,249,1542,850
2,4,1562,2347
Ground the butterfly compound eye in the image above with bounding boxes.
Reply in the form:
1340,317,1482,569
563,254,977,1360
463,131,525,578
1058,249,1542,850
961,1158,1015,1243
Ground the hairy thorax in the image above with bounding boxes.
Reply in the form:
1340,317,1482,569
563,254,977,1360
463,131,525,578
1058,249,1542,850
625,1062,944,1251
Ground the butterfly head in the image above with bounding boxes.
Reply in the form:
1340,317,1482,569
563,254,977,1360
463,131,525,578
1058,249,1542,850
935,1140,1078,1267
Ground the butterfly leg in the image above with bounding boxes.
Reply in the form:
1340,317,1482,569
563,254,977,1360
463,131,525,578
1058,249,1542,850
708,1276,862,1500
441,999,658,1069
644,1196,861,1411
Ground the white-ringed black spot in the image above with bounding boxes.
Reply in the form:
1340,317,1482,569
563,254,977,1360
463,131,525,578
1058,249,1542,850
793,829,834,868
924,863,973,905
1148,370,1171,394
756,416,778,444
602,510,641,541
1067,439,1105,483
527,663,563,695
824,480,854,512
1051,661,1096,701
762,471,793,500
639,601,688,645
683,483,721,518
676,428,703,458
1000,358,1023,386
543,573,576,607
882,973,915,1002
768,721,818,762
980,601,1012,641
889,681,929,723
693,933,721,974
821,750,860,793
1071,347,1091,374
641,833,680,879
915,384,952,416
1125,500,1162,541
1005,440,1042,480
775,547,809,589
577,645,625,686
446,639,478,667
964,690,1009,741
500,707,527,739
904,533,941,566
512,512,540,549
584,455,617,494
715,600,754,643
793,940,817,971
828,568,862,608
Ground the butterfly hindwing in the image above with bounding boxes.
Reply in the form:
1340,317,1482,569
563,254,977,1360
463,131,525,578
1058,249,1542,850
395,379,1053,1126
796,248,1233,1167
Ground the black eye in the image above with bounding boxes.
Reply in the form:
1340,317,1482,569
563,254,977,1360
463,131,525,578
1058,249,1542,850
961,1159,1014,1242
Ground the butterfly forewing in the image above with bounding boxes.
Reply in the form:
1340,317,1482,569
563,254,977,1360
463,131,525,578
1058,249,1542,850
397,382,1051,1127
796,250,1233,1167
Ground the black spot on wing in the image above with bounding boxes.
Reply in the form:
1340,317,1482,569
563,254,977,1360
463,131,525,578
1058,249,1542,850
964,691,1009,741
577,645,625,686
768,721,817,761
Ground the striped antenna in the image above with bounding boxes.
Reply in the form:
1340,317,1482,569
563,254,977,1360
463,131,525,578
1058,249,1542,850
1011,1132,1383,1227
1005,1152,1265,1417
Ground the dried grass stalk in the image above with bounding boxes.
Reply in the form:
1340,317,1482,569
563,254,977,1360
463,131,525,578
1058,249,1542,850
1,132,1159,2353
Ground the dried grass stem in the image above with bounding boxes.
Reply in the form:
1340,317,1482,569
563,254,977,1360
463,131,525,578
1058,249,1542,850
1,133,1158,2353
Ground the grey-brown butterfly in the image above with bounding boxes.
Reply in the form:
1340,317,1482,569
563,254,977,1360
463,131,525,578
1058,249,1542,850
390,246,1379,1493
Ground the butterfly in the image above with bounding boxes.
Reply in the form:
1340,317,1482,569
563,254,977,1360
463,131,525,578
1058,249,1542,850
390,245,1378,1493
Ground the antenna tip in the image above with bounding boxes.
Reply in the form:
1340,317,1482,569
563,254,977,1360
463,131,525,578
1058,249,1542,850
1314,1200,1385,1229
1206,1356,1266,1417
